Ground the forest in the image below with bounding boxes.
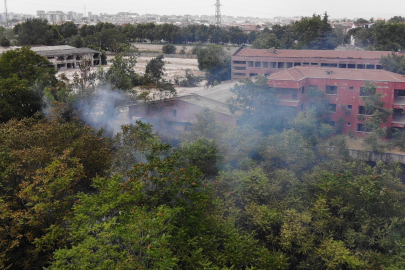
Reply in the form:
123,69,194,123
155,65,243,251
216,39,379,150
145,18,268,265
1,35,405,270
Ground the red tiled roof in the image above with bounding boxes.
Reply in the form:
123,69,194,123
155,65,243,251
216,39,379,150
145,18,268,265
234,48,391,59
267,66,405,82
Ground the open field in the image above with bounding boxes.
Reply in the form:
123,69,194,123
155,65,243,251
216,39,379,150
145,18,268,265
132,43,240,55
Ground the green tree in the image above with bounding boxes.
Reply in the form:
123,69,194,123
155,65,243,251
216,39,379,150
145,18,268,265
145,54,165,79
0,77,41,122
380,52,405,74
0,36,10,46
105,47,139,90
373,22,405,51
0,46,57,85
357,81,393,152
197,44,231,86
252,33,282,49
388,16,405,23
15,18,63,45
228,76,295,133
57,21,78,38
162,43,176,54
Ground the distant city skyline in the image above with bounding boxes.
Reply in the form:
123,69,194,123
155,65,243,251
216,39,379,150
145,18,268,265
3,0,405,19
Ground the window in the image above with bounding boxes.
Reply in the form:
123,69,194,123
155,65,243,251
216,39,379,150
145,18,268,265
57,56,65,60
249,73,258,77
294,62,301,66
301,104,304,111
47,56,55,59
357,64,365,69
255,61,261,68
234,66,246,70
233,73,246,76
348,64,356,69
278,62,285,69
282,89,291,95
233,61,246,64
262,62,269,68
339,64,347,68
376,65,382,69
328,104,337,112
302,86,305,94
360,87,374,96
349,86,354,91
348,104,352,109
321,63,337,67
286,62,293,68
270,62,277,68
311,63,318,66
358,106,374,115
247,61,253,67
326,85,337,95
173,109,177,117
348,122,351,126
303,62,310,66
357,123,372,132
366,64,375,69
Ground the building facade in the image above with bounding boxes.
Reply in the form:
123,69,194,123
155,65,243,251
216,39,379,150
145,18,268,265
231,48,393,80
266,66,405,135
0,45,101,70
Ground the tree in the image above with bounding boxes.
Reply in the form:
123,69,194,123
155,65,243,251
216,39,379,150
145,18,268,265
388,16,405,23
373,22,405,51
252,33,282,49
145,54,165,79
0,117,113,270
197,44,231,86
68,34,84,48
357,81,393,152
228,76,295,134
354,18,369,24
0,36,10,46
0,46,57,85
162,43,176,54
105,47,139,90
380,52,405,74
57,21,78,38
15,18,63,46
0,77,41,122
228,26,247,45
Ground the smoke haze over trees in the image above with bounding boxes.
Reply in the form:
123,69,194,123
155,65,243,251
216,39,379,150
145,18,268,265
4,14,405,270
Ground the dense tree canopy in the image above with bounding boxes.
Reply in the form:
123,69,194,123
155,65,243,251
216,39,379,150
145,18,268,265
14,18,63,46
197,44,231,86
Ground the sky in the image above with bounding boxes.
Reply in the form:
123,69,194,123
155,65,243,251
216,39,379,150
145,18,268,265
3,0,405,20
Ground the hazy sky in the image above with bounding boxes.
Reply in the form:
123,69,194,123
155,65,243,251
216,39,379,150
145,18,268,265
4,0,405,19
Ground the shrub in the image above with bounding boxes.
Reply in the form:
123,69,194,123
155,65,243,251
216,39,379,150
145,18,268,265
162,43,176,54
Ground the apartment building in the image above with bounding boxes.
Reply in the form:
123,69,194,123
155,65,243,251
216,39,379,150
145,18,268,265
266,66,405,135
231,47,393,80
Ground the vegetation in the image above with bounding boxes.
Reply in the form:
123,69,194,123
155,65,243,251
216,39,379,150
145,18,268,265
3,15,405,270
162,43,177,54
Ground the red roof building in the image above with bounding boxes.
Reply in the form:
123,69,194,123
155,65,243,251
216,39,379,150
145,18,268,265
231,48,392,80
266,66,405,135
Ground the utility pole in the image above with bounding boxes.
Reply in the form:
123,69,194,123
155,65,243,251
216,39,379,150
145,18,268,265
4,0,9,28
215,0,221,26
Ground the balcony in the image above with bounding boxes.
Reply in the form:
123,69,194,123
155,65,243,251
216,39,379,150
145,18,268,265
393,96,405,109
392,113,405,127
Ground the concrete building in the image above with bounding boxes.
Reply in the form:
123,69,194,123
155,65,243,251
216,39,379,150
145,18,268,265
231,48,392,80
265,66,405,135
0,45,101,70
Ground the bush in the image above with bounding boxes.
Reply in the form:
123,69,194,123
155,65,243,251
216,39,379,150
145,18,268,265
179,46,186,55
0,36,10,47
162,43,176,54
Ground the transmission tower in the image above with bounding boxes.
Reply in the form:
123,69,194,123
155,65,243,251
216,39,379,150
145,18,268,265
4,0,9,28
215,0,221,26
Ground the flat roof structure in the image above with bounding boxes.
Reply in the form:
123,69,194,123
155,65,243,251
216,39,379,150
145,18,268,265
0,45,99,56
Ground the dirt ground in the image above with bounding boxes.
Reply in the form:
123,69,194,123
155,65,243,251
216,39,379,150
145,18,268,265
132,43,240,55
57,56,210,96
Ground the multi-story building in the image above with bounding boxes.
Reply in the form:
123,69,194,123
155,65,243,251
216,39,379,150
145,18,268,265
231,48,393,80
0,45,101,70
265,66,405,135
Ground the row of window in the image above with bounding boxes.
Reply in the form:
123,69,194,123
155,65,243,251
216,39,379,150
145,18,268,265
233,61,382,70
328,121,372,132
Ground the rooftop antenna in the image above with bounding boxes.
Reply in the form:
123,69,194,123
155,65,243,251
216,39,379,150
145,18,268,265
4,0,9,28
215,0,221,26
